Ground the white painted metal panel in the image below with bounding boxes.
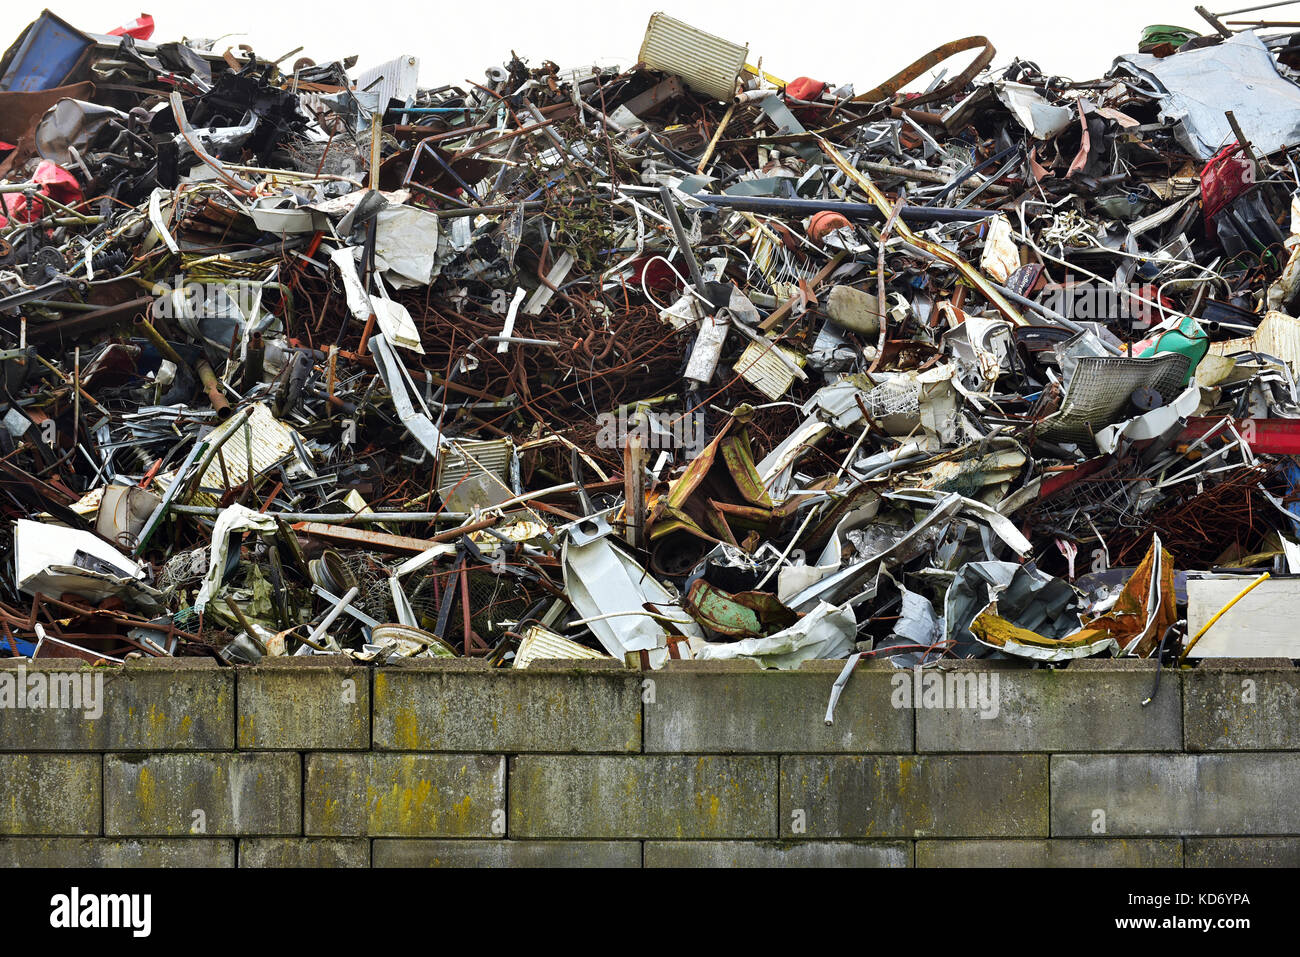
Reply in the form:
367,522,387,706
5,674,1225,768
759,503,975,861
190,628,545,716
1186,577,1300,657
354,54,420,108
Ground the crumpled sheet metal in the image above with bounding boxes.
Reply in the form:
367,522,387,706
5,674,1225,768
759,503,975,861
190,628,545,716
695,599,856,669
1114,31,1300,161
941,561,1076,658
991,82,1074,141
35,98,128,165
970,537,1176,660
368,333,444,458
784,490,1030,614
562,536,704,667
1096,382,1201,453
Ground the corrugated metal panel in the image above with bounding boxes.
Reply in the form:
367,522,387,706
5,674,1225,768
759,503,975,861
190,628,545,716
190,403,308,506
638,13,747,102
735,341,802,400
354,55,420,109
437,438,513,495
514,625,610,668
1208,310,1300,372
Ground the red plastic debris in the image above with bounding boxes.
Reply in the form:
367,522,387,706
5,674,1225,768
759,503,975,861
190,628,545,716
807,209,851,243
785,77,826,102
0,160,84,228
1201,142,1254,225
108,14,156,41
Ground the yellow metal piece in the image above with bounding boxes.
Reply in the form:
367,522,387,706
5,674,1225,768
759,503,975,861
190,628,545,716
816,137,1027,326
742,64,786,88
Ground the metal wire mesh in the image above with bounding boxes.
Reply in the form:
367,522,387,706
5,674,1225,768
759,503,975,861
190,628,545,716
159,547,209,599
862,378,921,418
1030,460,1150,539
337,551,400,621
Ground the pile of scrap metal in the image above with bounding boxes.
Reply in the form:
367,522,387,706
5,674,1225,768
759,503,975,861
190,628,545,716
2,7,1300,671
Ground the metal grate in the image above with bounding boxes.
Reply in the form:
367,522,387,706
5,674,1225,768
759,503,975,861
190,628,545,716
1038,353,1190,447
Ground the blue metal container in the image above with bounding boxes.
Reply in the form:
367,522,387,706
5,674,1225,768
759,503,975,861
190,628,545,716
0,10,92,93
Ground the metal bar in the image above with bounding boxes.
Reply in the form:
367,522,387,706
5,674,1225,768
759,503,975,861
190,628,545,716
687,192,998,224
1217,0,1300,16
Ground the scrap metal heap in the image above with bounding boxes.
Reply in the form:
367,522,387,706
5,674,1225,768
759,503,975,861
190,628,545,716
2,9,1299,670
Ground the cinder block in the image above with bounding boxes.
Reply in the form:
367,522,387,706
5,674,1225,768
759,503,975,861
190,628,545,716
1183,664,1300,751
0,837,234,867
239,838,370,867
304,753,505,837
1185,837,1300,867
780,754,1048,838
372,840,640,867
644,840,911,867
0,754,101,835
916,839,1182,867
644,666,911,753
1052,753,1300,835
104,753,300,836
914,664,1181,752
372,663,640,752
510,755,778,839
238,658,369,750
0,658,233,750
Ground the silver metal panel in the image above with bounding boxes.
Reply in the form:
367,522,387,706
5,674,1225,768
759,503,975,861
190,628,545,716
638,13,747,103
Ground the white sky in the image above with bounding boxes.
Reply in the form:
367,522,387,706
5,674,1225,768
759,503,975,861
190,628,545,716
0,1,1279,91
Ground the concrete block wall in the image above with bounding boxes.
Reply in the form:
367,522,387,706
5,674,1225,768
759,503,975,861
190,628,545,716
2,655,1299,866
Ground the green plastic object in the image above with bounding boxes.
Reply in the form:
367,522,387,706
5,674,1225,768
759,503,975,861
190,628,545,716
1138,315,1209,384
1139,25,1200,51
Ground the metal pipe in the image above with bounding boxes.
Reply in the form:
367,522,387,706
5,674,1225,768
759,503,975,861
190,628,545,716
242,331,265,394
168,481,585,525
196,359,232,419
170,507,470,524
304,585,360,650
134,315,194,377
659,186,709,296
687,192,999,223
